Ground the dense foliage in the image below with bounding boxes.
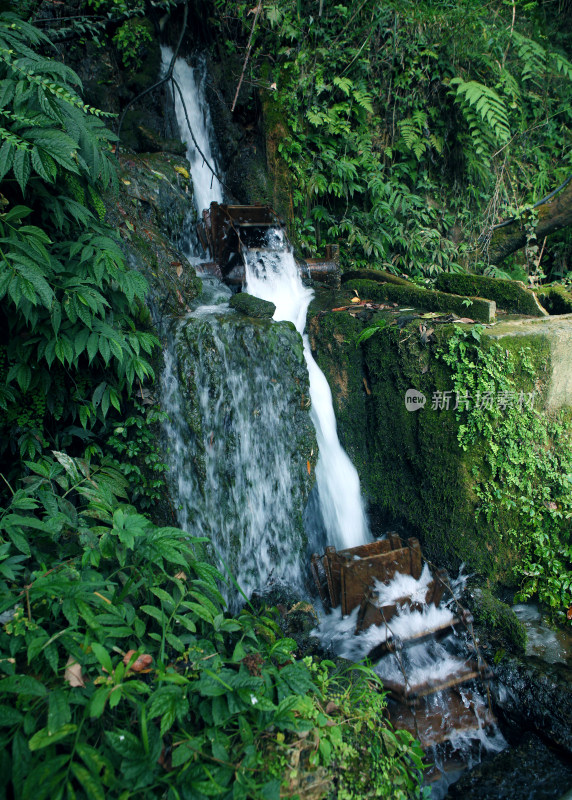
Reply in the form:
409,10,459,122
0,13,158,476
0,12,425,800
437,326,572,617
215,0,572,279
0,453,425,800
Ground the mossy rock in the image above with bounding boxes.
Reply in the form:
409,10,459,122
435,272,547,317
535,282,572,315
470,587,527,652
229,292,276,318
343,278,496,323
341,268,413,287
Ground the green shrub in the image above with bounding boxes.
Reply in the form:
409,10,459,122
0,453,425,799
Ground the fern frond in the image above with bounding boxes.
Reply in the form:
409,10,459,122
450,78,511,144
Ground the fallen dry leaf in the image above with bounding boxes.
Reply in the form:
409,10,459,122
174,571,187,581
176,264,183,277
64,656,86,688
350,297,361,304
363,377,371,395
307,459,311,476
123,650,153,672
174,165,190,179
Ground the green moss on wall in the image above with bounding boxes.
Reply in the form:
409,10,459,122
535,283,572,315
343,278,496,323
309,302,571,616
435,273,546,316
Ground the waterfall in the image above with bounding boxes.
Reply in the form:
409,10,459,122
159,55,314,602
161,46,223,215
244,230,370,551
160,49,367,604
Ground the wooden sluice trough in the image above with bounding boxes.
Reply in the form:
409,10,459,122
195,202,341,287
311,536,495,748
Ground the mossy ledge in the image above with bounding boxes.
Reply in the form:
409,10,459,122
343,278,496,323
435,272,547,317
535,282,572,315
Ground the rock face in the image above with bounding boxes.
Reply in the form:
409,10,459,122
171,310,317,601
229,292,276,318
105,151,202,316
486,314,572,410
492,655,572,755
446,732,572,799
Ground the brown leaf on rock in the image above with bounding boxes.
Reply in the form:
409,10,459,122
325,701,339,715
64,656,86,688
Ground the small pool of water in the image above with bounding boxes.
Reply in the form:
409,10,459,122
512,603,572,665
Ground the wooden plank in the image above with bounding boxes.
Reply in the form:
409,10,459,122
408,537,423,579
382,660,483,705
310,554,329,607
387,689,496,749
324,546,342,608
341,546,413,615
389,532,402,551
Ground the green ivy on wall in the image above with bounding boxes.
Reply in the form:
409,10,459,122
437,327,572,618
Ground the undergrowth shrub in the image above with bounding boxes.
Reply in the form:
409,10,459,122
0,453,425,799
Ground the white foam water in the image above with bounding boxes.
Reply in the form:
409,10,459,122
244,231,370,551
161,46,223,215
311,562,507,796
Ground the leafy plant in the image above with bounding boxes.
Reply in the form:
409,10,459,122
215,0,572,277
436,327,572,617
0,12,157,472
0,453,425,799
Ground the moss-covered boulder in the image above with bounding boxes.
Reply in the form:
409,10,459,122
435,272,547,316
469,588,527,652
343,278,496,323
105,152,202,315
535,282,572,315
173,312,317,596
229,292,276,318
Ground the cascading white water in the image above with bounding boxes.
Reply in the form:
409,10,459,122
159,56,313,602
161,46,223,215
243,231,370,551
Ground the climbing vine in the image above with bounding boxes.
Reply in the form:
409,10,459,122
437,327,572,618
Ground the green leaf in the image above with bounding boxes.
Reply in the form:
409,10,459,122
90,642,113,674
28,723,77,751
69,763,105,800
48,690,71,734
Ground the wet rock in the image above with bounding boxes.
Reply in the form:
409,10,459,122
446,733,572,799
173,313,317,600
492,653,572,754
229,292,276,318
469,587,527,652
105,152,202,316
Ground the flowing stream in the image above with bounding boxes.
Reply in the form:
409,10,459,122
160,50,369,602
243,231,370,551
